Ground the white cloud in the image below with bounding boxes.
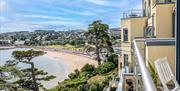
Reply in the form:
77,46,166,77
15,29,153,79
0,0,142,33
85,0,108,6
85,0,133,7
41,20,85,26
0,0,6,11
0,19,87,32
60,8,97,16
0,16,8,21
24,14,72,20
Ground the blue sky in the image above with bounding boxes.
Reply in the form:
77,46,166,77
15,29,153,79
0,0,142,33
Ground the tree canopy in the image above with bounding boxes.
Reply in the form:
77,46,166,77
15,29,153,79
85,20,114,65
0,50,55,91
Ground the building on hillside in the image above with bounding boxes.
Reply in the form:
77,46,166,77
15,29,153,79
14,40,25,46
0,40,12,46
109,28,121,39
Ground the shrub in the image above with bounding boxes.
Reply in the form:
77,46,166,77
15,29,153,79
81,64,95,74
107,54,118,67
74,69,80,78
102,76,112,86
68,73,77,79
89,84,98,91
96,62,115,74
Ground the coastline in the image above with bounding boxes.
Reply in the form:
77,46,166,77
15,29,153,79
0,46,15,50
0,46,97,89
43,49,97,73
34,47,98,89
1,46,98,73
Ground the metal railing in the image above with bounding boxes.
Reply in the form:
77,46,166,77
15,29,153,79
122,9,144,19
133,39,157,91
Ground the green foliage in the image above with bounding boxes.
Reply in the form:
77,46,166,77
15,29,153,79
42,75,56,81
101,76,112,86
68,69,81,79
107,54,118,67
69,38,85,47
88,76,112,91
74,69,80,78
85,20,113,65
0,66,25,90
81,64,95,74
48,67,117,91
148,61,159,86
96,62,115,74
51,78,87,91
1,50,55,91
89,84,98,91
12,49,44,61
68,73,78,79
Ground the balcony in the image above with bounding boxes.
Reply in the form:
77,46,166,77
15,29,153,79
117,38,176,91
122,9,144,19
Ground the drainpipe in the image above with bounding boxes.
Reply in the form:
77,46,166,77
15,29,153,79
175,0,180,84
152,13,155,37
142,0,145,16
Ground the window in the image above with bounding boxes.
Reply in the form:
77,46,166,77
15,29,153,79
144,2,147,16
123,28,128,42
145,26,154,37
124,54,129,73
124,54,128,67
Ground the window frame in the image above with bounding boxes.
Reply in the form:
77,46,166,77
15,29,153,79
123,28,128,42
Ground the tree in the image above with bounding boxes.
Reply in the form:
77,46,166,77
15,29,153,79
85,20,114,65
9,49,55,91
0,66,24,90
96,62,115,74
107,54,118,67
81,64,95,74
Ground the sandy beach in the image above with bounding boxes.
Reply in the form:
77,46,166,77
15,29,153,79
0,47,97,89
36,49,97,89
44,50,97,73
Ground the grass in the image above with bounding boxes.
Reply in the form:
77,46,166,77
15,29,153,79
47,78,87,91
47,69,118,91
45,44,84,51
88,75,106,84
88,68,118,84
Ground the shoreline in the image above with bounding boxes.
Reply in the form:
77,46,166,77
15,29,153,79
43,49,97,73
0,47,98,89
35,47,98,89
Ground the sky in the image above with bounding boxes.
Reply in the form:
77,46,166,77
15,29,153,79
0,0,142,33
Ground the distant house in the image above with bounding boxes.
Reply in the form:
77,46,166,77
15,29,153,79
109,28,121,39
0,40,12,46
14,40,25,46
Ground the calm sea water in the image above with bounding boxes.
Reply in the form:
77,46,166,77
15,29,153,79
0,48,70,89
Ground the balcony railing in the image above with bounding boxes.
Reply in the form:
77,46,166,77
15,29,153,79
133,39,157,91
117,39,157,91
122,9,144,19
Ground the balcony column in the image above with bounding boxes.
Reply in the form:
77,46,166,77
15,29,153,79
176,0,180,84
134,54,139,91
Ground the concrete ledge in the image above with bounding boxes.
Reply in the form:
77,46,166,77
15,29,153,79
145,39,175,46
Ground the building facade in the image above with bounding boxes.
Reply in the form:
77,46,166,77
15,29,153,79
117,0,177,90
